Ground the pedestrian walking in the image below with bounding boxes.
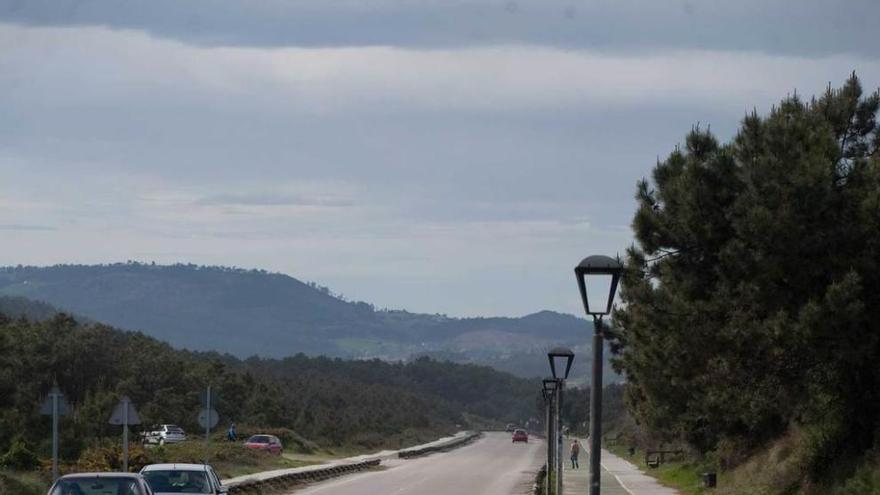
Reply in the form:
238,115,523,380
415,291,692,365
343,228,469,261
226,423,237,442
570,439,581,469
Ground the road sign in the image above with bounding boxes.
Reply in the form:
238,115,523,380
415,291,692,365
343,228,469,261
109,397,141,426
109,396,140,472
40,384,69,481
198,408,219,429
40,386,70,416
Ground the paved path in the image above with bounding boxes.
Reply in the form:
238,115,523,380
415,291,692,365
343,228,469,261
562,439,679,495
284,432,543,495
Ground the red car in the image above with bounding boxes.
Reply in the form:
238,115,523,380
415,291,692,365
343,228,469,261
512,429,529,443
244,434,283,454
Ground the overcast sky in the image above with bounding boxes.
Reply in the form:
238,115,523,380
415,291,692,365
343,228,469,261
2,0,879,317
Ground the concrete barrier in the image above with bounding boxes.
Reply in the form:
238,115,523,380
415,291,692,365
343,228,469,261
227,459,381,494
398,431,482,459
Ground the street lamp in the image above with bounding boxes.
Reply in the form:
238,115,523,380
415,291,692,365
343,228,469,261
547,348,573,495
548,346,575,380
574,255,623,495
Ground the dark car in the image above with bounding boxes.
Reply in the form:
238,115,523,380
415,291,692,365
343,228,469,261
512,429,529,443
48,473,153,495
244,434,283,454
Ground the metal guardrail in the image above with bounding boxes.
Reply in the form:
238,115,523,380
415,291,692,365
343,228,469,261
398,431,482,459
227,458,381,494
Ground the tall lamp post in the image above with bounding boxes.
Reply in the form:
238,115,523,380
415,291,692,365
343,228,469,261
574,255,623,495
548,347,574,495
542,378,558,494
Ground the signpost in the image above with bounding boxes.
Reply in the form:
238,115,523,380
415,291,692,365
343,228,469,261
198,385,219,464
109,397,141,472
40,383,69,481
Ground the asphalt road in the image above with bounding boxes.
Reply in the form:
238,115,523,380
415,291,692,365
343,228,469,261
288,432,544,495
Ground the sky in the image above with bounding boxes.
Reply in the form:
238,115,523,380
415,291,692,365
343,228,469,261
1,0,879,317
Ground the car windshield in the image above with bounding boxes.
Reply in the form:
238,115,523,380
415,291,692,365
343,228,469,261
248,435,270,443
51,477,142,495
143,470,211,494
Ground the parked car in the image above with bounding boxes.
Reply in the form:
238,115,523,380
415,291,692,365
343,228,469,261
142,424,187,446
141,463,227,494
505,423,516,432
48,473,153,495
512,429,529,443
244,434,283,454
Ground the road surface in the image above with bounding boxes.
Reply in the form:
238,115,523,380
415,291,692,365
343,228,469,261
287,432,544,495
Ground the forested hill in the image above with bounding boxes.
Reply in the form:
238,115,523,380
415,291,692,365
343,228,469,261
0,263,600,381
0,304,539,463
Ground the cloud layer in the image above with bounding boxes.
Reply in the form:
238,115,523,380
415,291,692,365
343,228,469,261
1,5,879,316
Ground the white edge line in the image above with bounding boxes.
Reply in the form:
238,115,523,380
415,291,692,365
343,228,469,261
600,459,636,495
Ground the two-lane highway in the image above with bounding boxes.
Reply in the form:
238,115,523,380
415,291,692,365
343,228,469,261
288,432,544,495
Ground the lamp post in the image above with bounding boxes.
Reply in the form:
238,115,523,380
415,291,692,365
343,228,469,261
548,347,574,495
541,388,552,495
542,378,559,494
574,255,623,495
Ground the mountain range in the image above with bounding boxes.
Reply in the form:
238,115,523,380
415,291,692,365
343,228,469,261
0,263,615,383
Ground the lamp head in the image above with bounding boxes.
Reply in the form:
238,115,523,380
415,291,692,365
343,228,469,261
547,346,575,380
574,254,623,316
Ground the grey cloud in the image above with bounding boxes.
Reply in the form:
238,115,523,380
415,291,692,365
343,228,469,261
0,0,878,58
0,223,56,231
195,192,354,208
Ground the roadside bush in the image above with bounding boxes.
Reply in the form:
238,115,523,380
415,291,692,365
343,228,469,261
0,471,45,495
0,438,40,470
75,440,150,472
826,460,880,495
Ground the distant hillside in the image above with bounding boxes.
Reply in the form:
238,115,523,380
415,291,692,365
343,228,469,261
0,295,62,321
0,263,614,381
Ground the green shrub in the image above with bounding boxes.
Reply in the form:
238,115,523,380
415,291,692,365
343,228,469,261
0,438,40,470
826,461,880,495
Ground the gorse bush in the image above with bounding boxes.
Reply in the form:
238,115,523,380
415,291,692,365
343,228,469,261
0,438,40,470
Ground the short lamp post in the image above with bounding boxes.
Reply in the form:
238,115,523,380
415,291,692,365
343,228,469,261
548,347,574,495
542,378,559,495
574,255,623,495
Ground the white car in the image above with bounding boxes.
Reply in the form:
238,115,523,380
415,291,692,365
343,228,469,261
142,424,187,446
48,473,153,495
140,463,227,495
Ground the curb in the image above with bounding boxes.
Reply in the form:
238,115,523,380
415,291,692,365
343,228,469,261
227,459,381,494
398,431,483,459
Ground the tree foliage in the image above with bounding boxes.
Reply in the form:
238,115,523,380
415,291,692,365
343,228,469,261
0,308,538,463
611,74,880,474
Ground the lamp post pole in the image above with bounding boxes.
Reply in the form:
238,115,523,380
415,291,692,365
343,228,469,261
589,316,604,495
556,381,563,495
545,393,553,495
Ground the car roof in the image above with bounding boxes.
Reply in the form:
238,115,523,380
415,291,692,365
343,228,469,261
59,473,144,479
141,464,212,471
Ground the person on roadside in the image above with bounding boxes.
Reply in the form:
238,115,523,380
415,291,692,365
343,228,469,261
226,423,237,441
570,439,581,469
